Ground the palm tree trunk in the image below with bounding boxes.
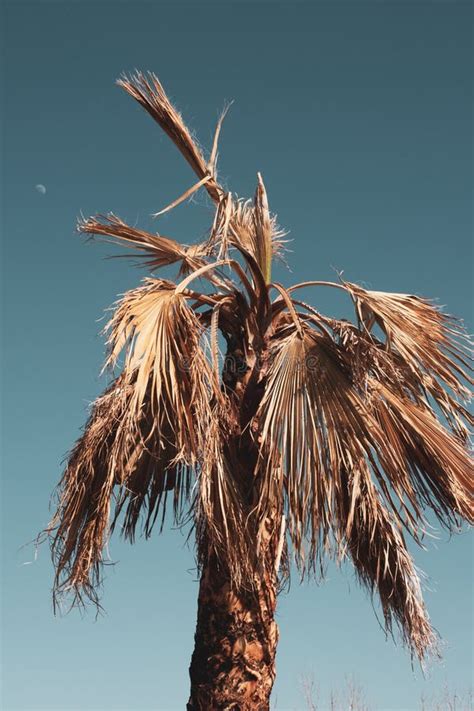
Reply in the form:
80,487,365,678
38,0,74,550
187,551,279,710
187,336,280,708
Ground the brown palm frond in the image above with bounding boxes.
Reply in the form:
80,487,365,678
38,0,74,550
283,285,473,515
338,469,437,661
194,419,257,591
47,280,227,605
47,374,131,607
341,283,473,452
368,378,473,525
289,277,472,397
255,325,390,572
152,176,212,218
206,190,286,265
206,191,234,260
103,280,229,546
254,318,471,657
104,280,223,460
208,102,233,179
117,71,222,203
323,317,473,528
78,213,208,275
328,317,473,444
255,327,331,573
327,320,473,516
344,282,472,396
230,194,286,263
253,173,273,283
118,72,286,268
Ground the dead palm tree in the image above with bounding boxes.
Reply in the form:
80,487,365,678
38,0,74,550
44,72,473,709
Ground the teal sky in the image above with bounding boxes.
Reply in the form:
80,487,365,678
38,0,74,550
1,1,472,710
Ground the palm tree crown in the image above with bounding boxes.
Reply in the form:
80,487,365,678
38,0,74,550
46,72,473,663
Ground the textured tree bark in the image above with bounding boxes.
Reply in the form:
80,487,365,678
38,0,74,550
187,327,280,708
187,552,279,710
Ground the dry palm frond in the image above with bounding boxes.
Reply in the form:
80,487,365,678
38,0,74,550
343,284,473,451
152,175,212,218
284,285,473,520
208,103,233,179
254,320,471,658
255,326,353,572
255,326,393,569
194,420,257,590
48,281,227,606
117,71,221,203
329,317,473,444
258,315,472,540
324,318,473,526
205,180,286,268
78,213,207,275
253,173,273,283
48,374,131,607
368,378,473,526
104,280,222,462
344,282,472,398
118,72,285,270
255,328,323,567
226,193,286,264
339,469,437,661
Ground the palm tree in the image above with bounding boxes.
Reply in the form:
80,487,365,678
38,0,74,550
44,72,473,710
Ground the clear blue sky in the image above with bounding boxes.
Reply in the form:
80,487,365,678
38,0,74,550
1,1,472,709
